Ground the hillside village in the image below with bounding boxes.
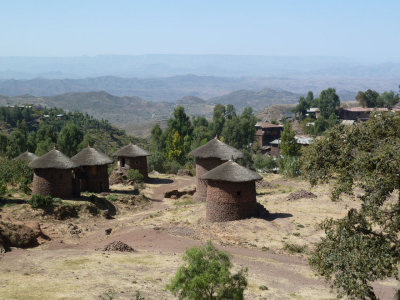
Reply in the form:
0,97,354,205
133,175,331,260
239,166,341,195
0,85,399,299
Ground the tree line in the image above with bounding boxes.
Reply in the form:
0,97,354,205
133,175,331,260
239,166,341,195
0,106,142,158
148,104,257,173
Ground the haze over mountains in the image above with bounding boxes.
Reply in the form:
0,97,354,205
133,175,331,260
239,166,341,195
0,55,398,137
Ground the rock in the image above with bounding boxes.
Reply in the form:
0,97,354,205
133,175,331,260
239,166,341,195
177,169,191,176
0,221,40,249
101,241,135,252
164,187,196,199
68,223,82,237
105,228,112,235
54,205,78,220
287,190,317,201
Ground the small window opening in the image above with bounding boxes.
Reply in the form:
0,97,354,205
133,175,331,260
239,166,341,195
135,160,139,165
236,191,241,197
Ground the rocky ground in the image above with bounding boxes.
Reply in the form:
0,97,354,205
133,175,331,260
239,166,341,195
0,173,397,300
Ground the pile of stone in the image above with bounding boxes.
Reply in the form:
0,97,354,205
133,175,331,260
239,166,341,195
177,169,191,176
164,187,196,199
287,190,317,201
102,241,135,252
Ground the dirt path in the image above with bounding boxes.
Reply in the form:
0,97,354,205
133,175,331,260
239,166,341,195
0,175,397,300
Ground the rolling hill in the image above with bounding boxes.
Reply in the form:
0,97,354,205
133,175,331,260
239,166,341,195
208,88,301,112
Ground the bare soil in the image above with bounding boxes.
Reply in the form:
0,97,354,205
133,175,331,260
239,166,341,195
0,173,397,300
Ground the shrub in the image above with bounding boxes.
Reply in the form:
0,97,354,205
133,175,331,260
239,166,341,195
253,154,277,173
0,158,33,189
278,156,300,177
166,240,248,300
28,194,55,209
127,169,144,182
0,181,7,198
283,242,307,254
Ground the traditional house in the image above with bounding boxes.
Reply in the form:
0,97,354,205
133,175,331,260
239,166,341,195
113,143,150,178
29,148,79,198
254,122,284,148
71,146,113,193
202,160,262,222
189,137,243,202
340,107,389,121
270,136,313,157
15,151,38,163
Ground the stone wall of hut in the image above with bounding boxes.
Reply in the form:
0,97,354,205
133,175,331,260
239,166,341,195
205,180,256,222
194,157,224,202
118,156,148,178
32,168,73,198
80,165,109,193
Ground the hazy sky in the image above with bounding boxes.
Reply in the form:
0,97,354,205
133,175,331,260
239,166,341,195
1,0,399,61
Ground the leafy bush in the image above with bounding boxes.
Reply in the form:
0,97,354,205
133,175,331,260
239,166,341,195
28,194,56,209
253,154,277,173
166,240,248,300
0,157,33,188
278,156,300,177
164,160,183,175
0,181,7,198
127,169,144,182
283,242,307,254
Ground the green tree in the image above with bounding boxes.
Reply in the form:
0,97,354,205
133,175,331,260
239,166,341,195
57,123,83,156
209,104,226,138
0,134,7,155
77,134,95,151
301,112,400,299
150,124,164,152
318,88,340,118
378,91,400,108
166,131,184,163
26,132,37,153
280,122,300,157
166,241,248,300
35,137,54,156
355,89,380,108
6,129,26,158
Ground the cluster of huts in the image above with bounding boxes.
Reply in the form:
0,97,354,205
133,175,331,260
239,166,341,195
189,137,262,222
17,143,150,199
17,137,262,223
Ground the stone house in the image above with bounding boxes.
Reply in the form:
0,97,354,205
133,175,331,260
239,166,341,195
113,143,150,178
202,160,262,222
254,122,284,148
29,148,79,198
71,146,113,193
189,138,243,202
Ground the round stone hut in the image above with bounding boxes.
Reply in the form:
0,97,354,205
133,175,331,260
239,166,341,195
189,138,243,202
202,160,262,222
113,143,150,178
71,146,113,193
29,148,78,198
15,151,38,163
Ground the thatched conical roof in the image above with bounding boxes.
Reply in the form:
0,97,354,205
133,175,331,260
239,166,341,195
201,160,262,182
29,149,78,169
113,143,150,158
189,138,243,160
71,146,113,166
15,151,38,163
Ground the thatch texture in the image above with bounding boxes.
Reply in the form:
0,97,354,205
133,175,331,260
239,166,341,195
71,146,113,166
15,151,38,162
113,143,150,158
189,138,243,160
29,149,78,169
202,160,262,182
